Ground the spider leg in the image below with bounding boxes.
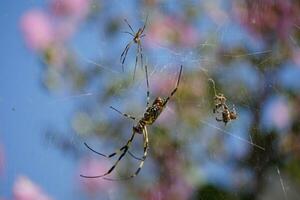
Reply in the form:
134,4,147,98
222,119,229,126
122,46,131,66
145,65,150,107
80,130,137,178
84,142,142,161
214,103,223,113
133,42,141,80
128,151,144,161
213,108,217,113
163,65,183,107
216,117,223,122
141,15,148,33
223,103,229,110
110,106,136,121
124,19,135,34
120,42,132,71
121,31,135,37
103,127,149,181
120,42,131,62
139,42,144,70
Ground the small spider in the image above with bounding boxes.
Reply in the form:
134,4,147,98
216,104,237,126
120,16,148,79
208,78,237,125
80,65,183,180
213,93,227,114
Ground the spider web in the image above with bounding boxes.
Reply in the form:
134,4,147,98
15,0,300,199
73,18,270,189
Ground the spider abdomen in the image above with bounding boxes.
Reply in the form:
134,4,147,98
143,105,163,124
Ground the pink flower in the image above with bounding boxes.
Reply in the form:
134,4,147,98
144,177,192,200
204,1,229,26
147,15,198,47
50,0,91,20
20,10,54,51
143,147,193,200
156,102,176,125
55,21,77,41
292,48,300,66
233,0,300,40
13,176,52,200
266,98,290,130
151,70,178,95
78,157,114,194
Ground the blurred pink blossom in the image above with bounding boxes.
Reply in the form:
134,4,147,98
78,157,114,194
144,148,192,200
156,102,176,125
13,176,52,200
55,21,77,41
21,1,90,52
147,16,198,47
266,99,290,130
233,0,300,40
20,10,54,51
144,169,192,200
204,2,229,26
151,71,177,95
292,48,300,66
50,0,91,20
144,179,192,200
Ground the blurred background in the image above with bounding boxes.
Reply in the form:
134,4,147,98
1,0,300,199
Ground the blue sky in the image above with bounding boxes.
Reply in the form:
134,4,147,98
0,1,77,199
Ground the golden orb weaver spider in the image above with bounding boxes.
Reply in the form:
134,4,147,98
80,65,183,180
120,16,148,79
208,78,237,125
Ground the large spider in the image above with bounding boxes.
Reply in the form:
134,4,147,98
208,79,237,125
120,17,148,79
80,65,183,180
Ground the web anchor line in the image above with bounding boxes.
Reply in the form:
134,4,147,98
199,119,265,151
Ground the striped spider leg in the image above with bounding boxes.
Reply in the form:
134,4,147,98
120,16,148,79
80,65,183,180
